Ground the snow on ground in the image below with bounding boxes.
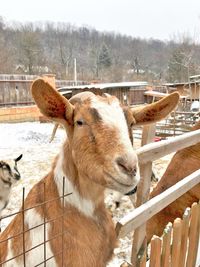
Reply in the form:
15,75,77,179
0,122,172,266
0,122,65,227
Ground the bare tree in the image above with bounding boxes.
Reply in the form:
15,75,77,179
17,23,43,74
56,27,74,79
0,17,15,73
168,37,198,82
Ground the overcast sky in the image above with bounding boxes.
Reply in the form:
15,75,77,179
1,0,200,41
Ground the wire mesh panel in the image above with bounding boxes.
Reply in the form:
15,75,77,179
0,177,71,267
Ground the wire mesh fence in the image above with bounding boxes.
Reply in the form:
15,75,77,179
0,177,71,267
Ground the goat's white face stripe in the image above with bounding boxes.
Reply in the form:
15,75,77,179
91,98,132,149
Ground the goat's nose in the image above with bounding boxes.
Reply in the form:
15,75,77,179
116,155,137,176
14,173,21,180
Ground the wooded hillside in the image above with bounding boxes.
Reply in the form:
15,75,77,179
0,16,200,83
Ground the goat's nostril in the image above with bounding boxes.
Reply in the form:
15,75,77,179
116,157,127,171
116,157,137,176
133,167,137,176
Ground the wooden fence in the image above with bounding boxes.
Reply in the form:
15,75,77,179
156,111,200,137
0,74,87,107
116,126,200,267
147,202,200,267
0,78,34,106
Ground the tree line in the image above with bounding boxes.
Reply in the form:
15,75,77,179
0,16,200,83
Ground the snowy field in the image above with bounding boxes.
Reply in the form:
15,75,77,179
0,122,172,266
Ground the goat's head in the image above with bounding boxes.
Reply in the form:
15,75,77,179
31,78,179,194
0,154,23,187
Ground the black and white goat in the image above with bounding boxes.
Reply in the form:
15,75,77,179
0,154,22,215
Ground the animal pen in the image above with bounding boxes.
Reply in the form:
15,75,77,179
0,125,200,266
143,94,200,138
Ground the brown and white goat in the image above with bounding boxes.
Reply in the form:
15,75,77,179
0,78,179,267
146,121,200,243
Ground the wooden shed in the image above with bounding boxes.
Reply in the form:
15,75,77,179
58,81,148,105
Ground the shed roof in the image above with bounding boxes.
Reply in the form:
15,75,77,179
189,74,200,79
58,81,148,92
163,81,200,87
144,90,187,99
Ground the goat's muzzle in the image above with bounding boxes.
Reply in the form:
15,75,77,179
14,173,21,181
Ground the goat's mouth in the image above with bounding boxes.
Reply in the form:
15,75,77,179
104,170,140,194
14,175,21,181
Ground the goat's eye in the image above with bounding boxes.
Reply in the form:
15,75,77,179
76,120,84,126
130,122,135,127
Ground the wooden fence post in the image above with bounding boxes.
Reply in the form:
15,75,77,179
186,202,200,267
161,222,172,267
131,124,156,266
179,208,191,267
138,252,146,267
171,218,182,266
149,235,162,267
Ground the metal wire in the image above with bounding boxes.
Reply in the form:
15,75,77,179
0,180,72,266
22,187,26,267
61,177,65,267
43,182,47,267
0,192,72,221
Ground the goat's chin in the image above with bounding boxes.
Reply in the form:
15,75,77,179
105,171,140,195
108,182,138,195
11,175,20,183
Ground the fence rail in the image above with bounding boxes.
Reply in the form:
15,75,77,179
116,169,200,238
137,128,200,164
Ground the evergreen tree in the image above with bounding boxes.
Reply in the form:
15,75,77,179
98,43,112,69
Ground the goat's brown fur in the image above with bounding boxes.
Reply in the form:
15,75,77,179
146,121,200,243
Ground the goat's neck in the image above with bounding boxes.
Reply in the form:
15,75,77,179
54,141,105,218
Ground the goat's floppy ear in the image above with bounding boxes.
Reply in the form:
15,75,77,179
31,78,74,125
131,92,180,125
